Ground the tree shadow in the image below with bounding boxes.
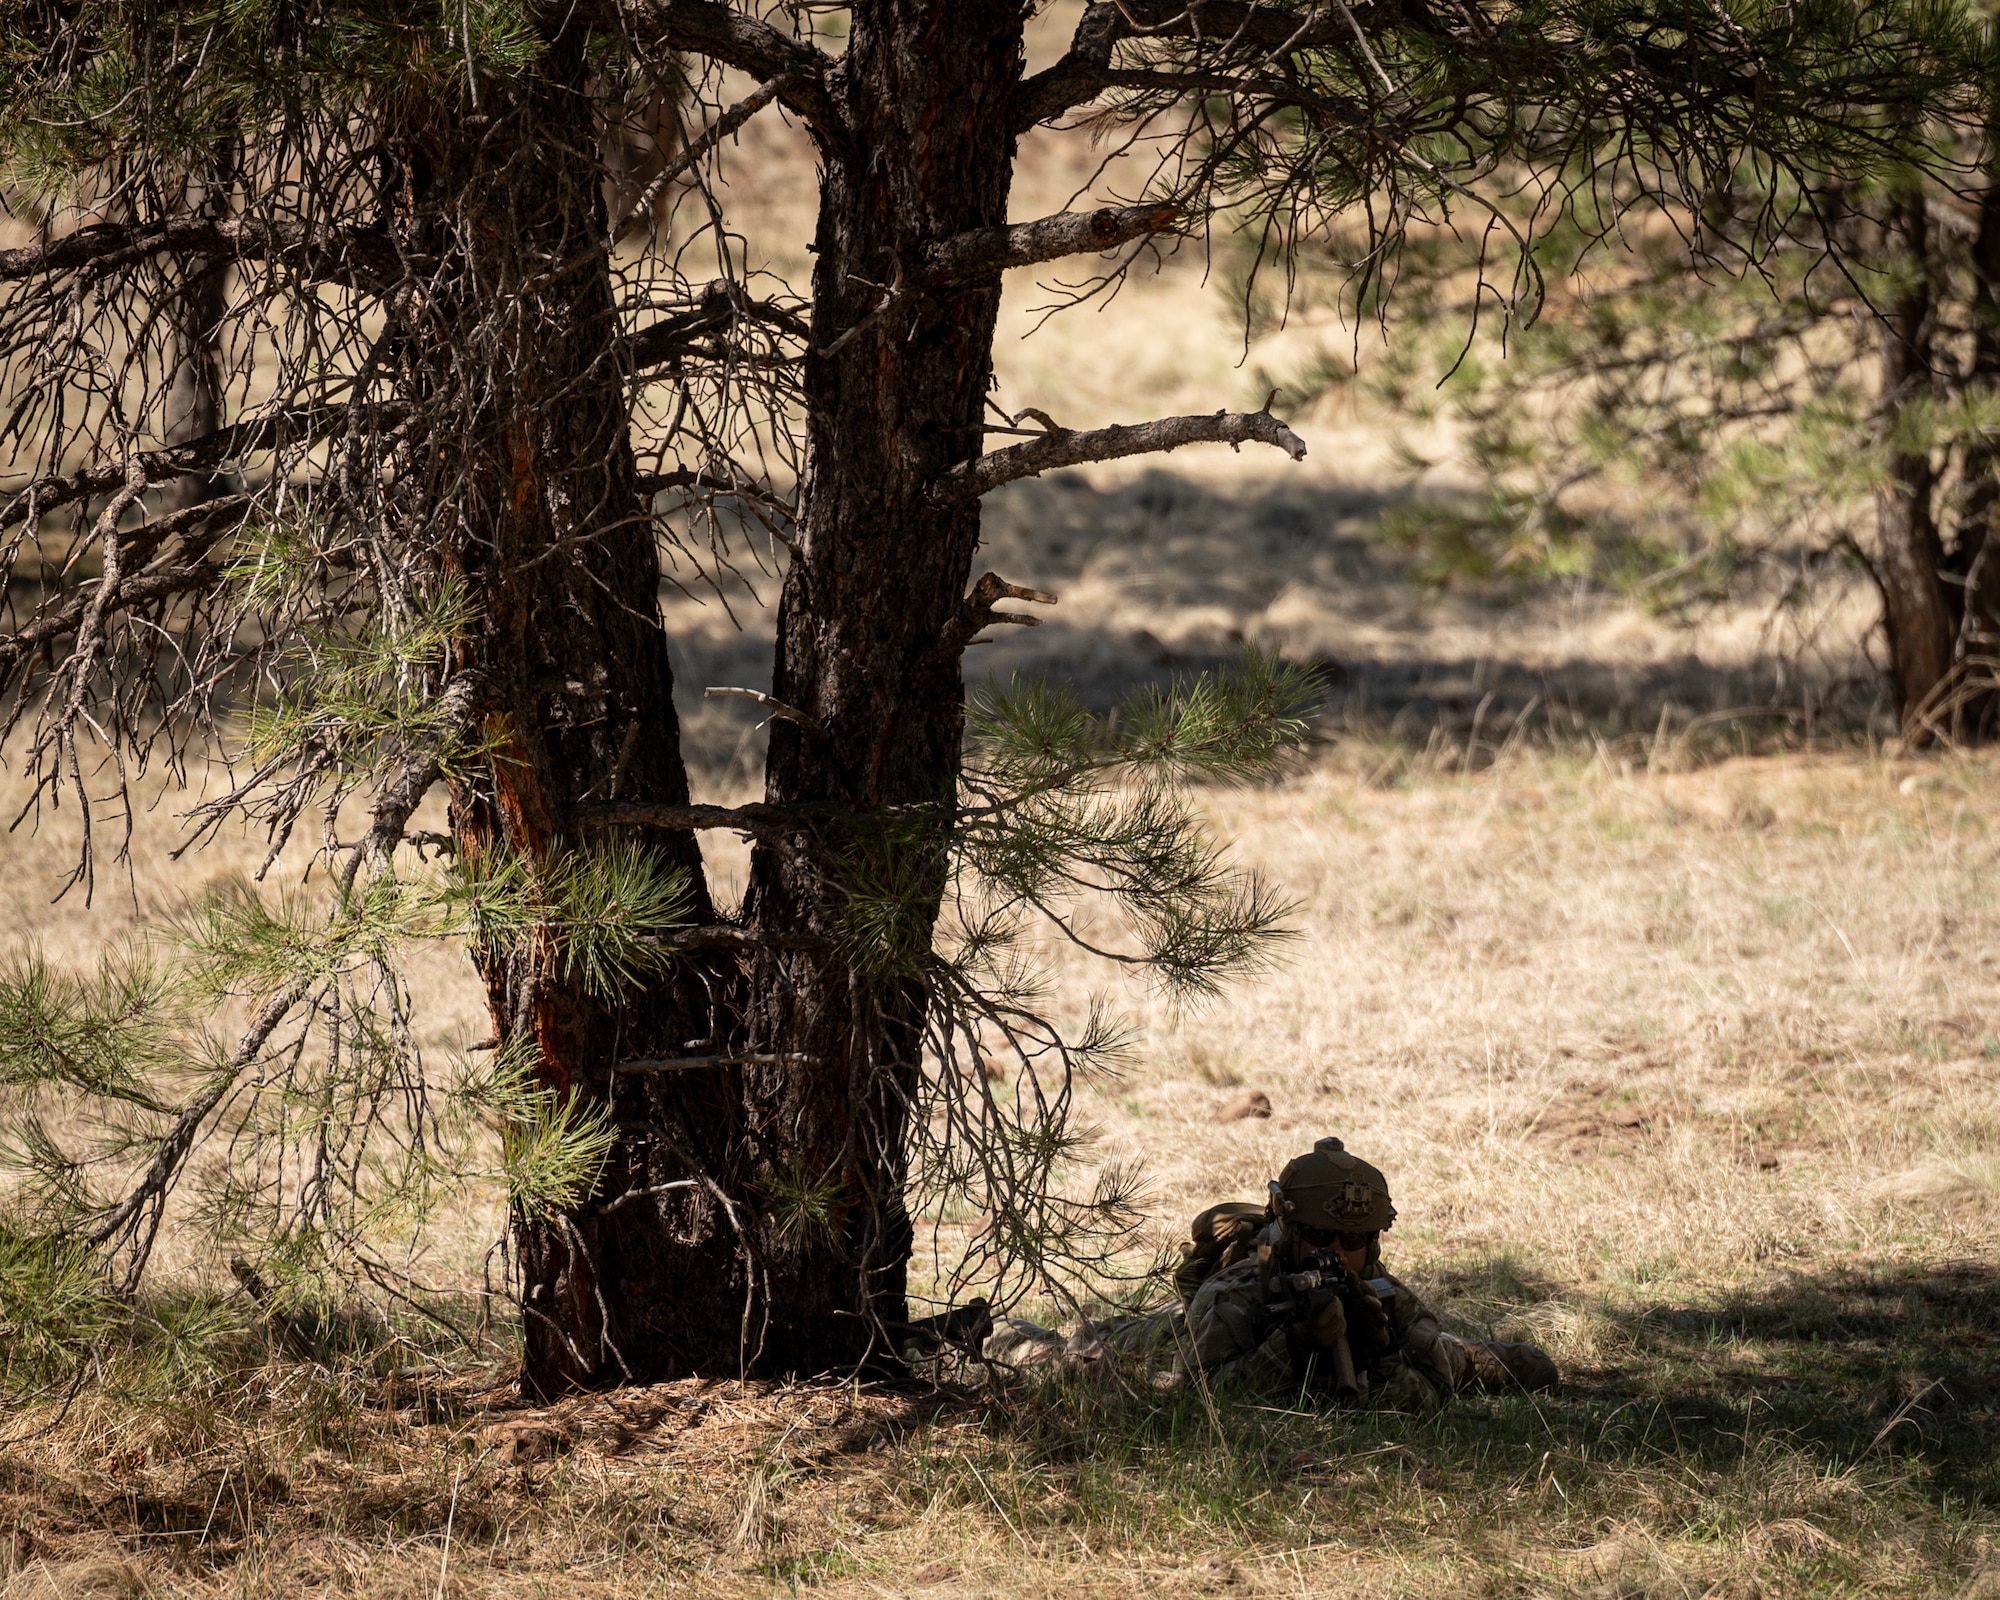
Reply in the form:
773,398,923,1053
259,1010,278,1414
666,467,1886,778
1591,1260,2000,1492
968,1260,1998,1524
1383,1258,2000,1507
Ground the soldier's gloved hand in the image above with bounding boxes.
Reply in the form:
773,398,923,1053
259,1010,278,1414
1347,1269,1392,1356
1300,1292,1348,1354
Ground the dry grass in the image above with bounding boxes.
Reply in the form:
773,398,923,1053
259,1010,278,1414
1,741,1997,1598
3,7,1991,1586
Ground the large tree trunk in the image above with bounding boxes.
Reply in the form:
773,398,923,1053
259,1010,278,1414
1872,190,1954,738
388,36,734,1394
422,5,1028,1391
715,0,1026,1374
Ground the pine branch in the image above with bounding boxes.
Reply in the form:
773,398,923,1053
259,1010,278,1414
85,977,307,1290
627,291,807,375
1,410,342,533
338,671,490,894
923,204,1181,288
0,217,401,290
639,926,827,952
0,496,250,679
610,0,840,131
575,799,812,835
933,409,1307,503
0,559,232,681
609,72,798,246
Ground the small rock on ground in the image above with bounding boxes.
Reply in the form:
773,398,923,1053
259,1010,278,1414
1216,1091,1272,1122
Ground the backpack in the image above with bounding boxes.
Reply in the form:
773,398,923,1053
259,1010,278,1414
1173,1201,1268,1302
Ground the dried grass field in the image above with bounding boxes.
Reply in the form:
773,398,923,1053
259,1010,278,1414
1,733,1998,1599
4,8,1997,1590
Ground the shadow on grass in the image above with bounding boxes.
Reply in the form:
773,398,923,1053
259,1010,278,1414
1598,1260,2000,1495
1413,1247,2000,1496
929,1259,2000,1566
672,467,1891,778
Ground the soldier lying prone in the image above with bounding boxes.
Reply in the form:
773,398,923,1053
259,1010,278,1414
985,1136,1557,1404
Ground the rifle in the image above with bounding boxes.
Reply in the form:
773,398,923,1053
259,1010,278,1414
1262,1260,1396,1324
1264,1264,1392,1328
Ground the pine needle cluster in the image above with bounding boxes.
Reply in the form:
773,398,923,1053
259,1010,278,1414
0,823,696,1368
875,652,1320,1315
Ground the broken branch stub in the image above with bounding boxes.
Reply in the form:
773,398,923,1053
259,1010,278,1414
923,203,1180,287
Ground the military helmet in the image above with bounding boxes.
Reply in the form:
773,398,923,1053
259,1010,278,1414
1275,1137,1395,1233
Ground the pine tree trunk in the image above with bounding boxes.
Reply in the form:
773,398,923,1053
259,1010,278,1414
157,149,231,514
424,5,1028,1390
1873,192,1954,738
708,0,1028,1376
387,39,734,1394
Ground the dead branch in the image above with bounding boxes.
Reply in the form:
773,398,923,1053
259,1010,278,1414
605,1052,816,1075
339,670,490,893
1104,0,1352,51
0,216,401,290
575,798,813,835
704,685,829,740
610,72,798,245
939,571,1058,657
924,204,1181,287
933,409,1307,502
1015,0,1352,128
0,558,229,680
1015,4,1122,130
1,410,335,533
635,467,797,520
640,926,829,952
627,290,807,375
610,0,841,131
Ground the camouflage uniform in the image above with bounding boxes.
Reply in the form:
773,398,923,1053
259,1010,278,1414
1177,1140,1557,1399
1180,1236,1555,1400
986,1137,1558,1402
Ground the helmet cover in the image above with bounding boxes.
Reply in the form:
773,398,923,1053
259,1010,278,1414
1277,1137,1395,1233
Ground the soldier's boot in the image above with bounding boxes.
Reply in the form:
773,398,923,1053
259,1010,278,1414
1465,1339,1559,1392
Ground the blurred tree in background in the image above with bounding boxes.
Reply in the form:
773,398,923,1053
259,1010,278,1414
1281,18,2000,744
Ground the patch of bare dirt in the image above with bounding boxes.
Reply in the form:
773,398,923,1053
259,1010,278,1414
1527,1085,1682,1160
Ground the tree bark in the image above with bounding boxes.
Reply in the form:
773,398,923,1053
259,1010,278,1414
1949,164,2000,740
385,35,740,1394
718,0,1029,1375
1872,190,1953,737
156,149,233,515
